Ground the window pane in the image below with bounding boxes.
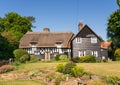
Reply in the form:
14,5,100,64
91,37,97,43
76,37,82,43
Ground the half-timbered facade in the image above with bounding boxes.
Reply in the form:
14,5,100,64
19,23,109,60
19,28,74,60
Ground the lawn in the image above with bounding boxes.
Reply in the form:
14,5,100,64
16,61,120,77
0,61,120,84
0,80,46,85
77,61,120,77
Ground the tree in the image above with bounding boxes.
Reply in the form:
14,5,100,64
117,0,120,8
0,12,34,40
107,10,120,50
0,34,13,60
0,12,35,60
1,31,18,49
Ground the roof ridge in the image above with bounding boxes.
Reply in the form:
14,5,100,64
26,31,73,34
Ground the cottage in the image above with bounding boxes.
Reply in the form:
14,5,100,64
19,22,109,60
19,28,74,60
71,22,108,59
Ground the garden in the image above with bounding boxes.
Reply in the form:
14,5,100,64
0,49,120,85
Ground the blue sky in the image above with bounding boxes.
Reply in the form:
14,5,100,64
0,0,118,40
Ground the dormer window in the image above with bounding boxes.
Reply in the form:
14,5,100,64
91,37,97,43
29,42,37,47
76,37,82,43
55,41,62,48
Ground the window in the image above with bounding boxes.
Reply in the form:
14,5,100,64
91,37,97,43
91,51,98,57
94,51,98,57
78,51,86,57
79,51,83,57
76,37,82,43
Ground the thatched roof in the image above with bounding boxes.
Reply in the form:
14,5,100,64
19,31,74,48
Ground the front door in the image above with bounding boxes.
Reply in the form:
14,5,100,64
45,52,50,61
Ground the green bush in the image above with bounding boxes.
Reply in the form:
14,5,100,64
72,56,80,63
54,74,65,85
80,55,96,63
13,49,28,61
29,55,41,63
114,48,120,61
54,54,69,62
19,54,30,63
0,65,14,74
54,54,61,61
106,76,120,85
63,62,76,74
56,64,64,73
71,66,85,77
59,54,69,62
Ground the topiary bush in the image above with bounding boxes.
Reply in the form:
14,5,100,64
114,48,120,61
71,66,85,77
80,55,96,63
63,62,76,74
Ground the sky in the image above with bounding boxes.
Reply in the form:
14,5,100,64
0,0,118,40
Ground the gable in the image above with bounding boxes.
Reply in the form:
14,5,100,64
75,25,101,40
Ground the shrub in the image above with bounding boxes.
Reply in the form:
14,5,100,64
56,64,64,73
63,62,76,74
29,55,41,63
13,49,28,61
80,55,96,63
54,54,69,62
0,65,14,74
59,54,69,62
72,56,80,63
19,54,30,63
71,66,85,77
106,76,120,85
55,54,61,61
54,74,65,85
114,48,120,61
28,69,42,78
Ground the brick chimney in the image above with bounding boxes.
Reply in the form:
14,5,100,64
78,22,83,31
43,28,50,32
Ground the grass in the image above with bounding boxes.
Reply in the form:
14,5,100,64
77,61,120,77
0,80,47,85
1,61,120,84
16,61,120,77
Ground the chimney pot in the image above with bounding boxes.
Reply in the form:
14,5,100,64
78,22,83,31
43,28,50,32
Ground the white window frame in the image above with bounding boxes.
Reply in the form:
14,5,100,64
76,37,82,43
91,37,97,43
94,51,98,57
79,51,83,57
79,50,86,57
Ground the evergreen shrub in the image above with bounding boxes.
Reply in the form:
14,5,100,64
71,66,85,77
